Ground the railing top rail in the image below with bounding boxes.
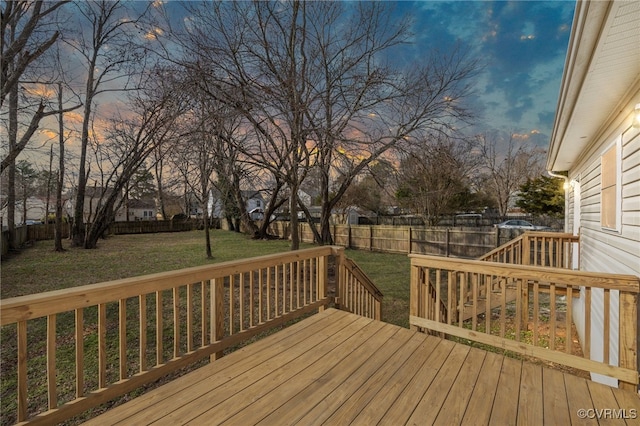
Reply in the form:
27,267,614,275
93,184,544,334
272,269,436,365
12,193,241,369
1,246,340,325
343,257,384,300
409,254,640,293
478,233,526,260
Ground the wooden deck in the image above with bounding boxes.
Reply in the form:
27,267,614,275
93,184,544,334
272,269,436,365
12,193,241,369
84,308,640,425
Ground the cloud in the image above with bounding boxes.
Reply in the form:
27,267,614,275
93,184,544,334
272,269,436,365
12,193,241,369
401,0,574,139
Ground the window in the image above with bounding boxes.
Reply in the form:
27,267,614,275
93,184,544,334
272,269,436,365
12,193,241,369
601,137,621,230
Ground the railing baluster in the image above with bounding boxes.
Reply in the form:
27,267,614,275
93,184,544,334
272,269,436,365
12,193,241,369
533,283,539,346
458,272,464,328
275,266,280,317
289,262,294,313
156,291,163,365
75,308,84,398
484,275,490,333
47,314,57,409
187,284,194,351
17,320,27,422
585,287,591,359
239,273,245,331
515,279,522,342
500,277,506,338
550,284,556,350
173,287,180,358
98,303,107,389
249,271,255,327
566,285,573,354
472,273,478,331
229,275,235,334
447,271,454,325
119,299,126,380
267,267,272,321
258,270,264,324
140,295,147,372
604,289,610,364
201,281,208,347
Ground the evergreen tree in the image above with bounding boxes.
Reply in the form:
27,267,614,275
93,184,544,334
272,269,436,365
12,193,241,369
516,175,564,217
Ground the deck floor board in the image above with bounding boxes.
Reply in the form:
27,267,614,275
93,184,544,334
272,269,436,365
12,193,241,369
84,309,640,426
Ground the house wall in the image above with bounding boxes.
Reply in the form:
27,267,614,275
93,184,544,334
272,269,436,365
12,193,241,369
568,99,640,386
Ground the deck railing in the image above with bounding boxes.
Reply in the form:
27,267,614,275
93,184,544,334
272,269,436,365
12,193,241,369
0,246,381,424
479,231,579,269
409,254,640,390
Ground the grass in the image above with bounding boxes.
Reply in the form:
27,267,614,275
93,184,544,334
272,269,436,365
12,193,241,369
1,230,411,326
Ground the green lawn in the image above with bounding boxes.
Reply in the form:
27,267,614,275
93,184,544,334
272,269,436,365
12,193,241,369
1,229,411,327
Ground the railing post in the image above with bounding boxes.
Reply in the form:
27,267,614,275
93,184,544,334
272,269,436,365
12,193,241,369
410,261,419,331
522,233,531,265
210,278,224,361
619,291,639,391
332,247,344,311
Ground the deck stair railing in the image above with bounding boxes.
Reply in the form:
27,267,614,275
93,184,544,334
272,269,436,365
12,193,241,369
422,232,580,324
335,253,384,320
0,246,382,424
410,253,640,391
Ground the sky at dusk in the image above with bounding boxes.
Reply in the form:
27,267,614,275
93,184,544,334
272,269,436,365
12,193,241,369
391,0,576,145
13,0,577,167
155,0,575,147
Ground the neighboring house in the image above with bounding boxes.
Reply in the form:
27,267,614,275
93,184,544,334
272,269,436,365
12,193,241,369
126,199,156,221
208,189,265,219
0,196,48,226
547,0,640,387
64,187,121,224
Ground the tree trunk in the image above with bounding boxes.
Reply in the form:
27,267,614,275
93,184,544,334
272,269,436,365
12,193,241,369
6,77,18,249
289,186,300,250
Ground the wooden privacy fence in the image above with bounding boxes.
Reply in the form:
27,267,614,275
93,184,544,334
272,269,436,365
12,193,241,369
0,246,382,424
1,220,201,256
409,254,640,391
268,222,529,258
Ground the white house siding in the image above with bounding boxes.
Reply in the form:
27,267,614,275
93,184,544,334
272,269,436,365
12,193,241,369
569,122,640,386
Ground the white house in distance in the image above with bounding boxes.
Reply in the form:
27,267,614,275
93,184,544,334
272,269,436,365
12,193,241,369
547,0,640,387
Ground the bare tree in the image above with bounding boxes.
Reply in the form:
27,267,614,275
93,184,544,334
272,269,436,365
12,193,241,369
80,70,185,249
0,0,67,106
476,132,546,217
396,135,479,225
175,1,478,247
65,0,150,246
1,0,79,249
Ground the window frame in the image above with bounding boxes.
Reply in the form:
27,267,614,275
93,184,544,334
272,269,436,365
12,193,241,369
600,135,622,232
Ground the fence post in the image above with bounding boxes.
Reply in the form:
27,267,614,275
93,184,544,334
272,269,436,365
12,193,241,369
408,227,412,254
348,225,352,249
445,229,450,257
369,225,373,251
619,291,639,391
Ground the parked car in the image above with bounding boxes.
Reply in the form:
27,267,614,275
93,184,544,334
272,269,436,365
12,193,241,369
24,220,43,225
495,220,551,231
